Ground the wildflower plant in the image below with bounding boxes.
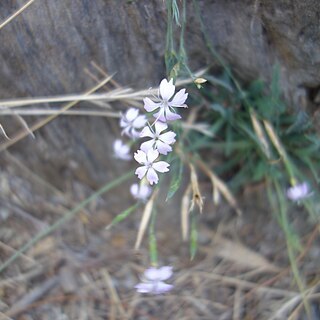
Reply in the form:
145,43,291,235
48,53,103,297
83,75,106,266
3,0,318,305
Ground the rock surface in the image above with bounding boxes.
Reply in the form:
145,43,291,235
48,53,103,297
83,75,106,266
0,0,319,191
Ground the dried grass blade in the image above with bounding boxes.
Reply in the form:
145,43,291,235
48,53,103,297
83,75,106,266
189,164,204,213
181,184,192,241
196,158,242,216
263,120,287,160
214,236,280,272
0,124,11,140
13,112,35,139
134,190,158,250
101,268,128,319
0,74,114,152
0,0,34,30
250,109,271,159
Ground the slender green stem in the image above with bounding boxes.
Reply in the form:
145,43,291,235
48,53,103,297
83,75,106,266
273,179,310,315
149,209,158,266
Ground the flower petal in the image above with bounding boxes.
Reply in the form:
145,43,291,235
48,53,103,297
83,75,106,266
157,266,173,281
135,282,154,293
139,185,152,200
144,267,161,281
153,108,166,123
153,161,170,173
130,184,139,197
144,97,160,112
170,89,188,107
146,168,159,185
132,115,147,128
165,108,181,121
140,140,155,153
134,150,147,164
159,131,176,145
153,282,173,294
154,121,168,134
119,117,127,128
140,126,154,138
147,149,159,163
287,182,312,201
130,129,141,139
126,108,139,121
155,140,172,155
135,166,148,179
113,140,131,160
160,79,175,100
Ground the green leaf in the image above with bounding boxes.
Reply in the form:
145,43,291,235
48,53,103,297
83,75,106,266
166,159,184,201
149,210,158,266
106,202,140,229
190,213,198,260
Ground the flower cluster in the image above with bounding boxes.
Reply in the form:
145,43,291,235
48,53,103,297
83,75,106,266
113,78,188,200
286,182,312,202
135,266,173,294
135,79,187,185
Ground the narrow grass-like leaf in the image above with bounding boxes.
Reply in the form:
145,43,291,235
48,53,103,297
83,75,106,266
149,210,158,266
190,213,198,260
166,159,184,201
105,202,140,230
206,75,234,92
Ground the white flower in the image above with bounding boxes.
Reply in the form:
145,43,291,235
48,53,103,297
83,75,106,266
130,183,152,202
144,79,188,122
113,139,131,161
120,108,147,139
287,182,312,202
134,148,170,185
140,122,176,155
135,266,173,294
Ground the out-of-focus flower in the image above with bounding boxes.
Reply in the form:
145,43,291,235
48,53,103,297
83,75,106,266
134,148,170,185
113,139,131,161
287,182,312,202
130,183,152,202
140,122,176,155
135,266,173,294
144,79,188,122
120,108,147,139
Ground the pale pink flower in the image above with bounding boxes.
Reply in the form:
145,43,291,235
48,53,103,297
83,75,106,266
120,108,147,139
287,182,312,202
130,183,152,202
140,122,176,155
134,148,170,185
144,79,188,122
113,139,131,161
135,266,173,294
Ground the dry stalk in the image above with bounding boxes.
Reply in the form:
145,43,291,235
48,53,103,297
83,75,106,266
249,109,271,159
0,69,206,109
0,109,120,118
233,286,243,320
101,268,127,320
181,184,192,241
0,0,34,30
0,74,114,152
134,190,158,250
196,158,242,216
263,120,287,159
189,164,204,213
